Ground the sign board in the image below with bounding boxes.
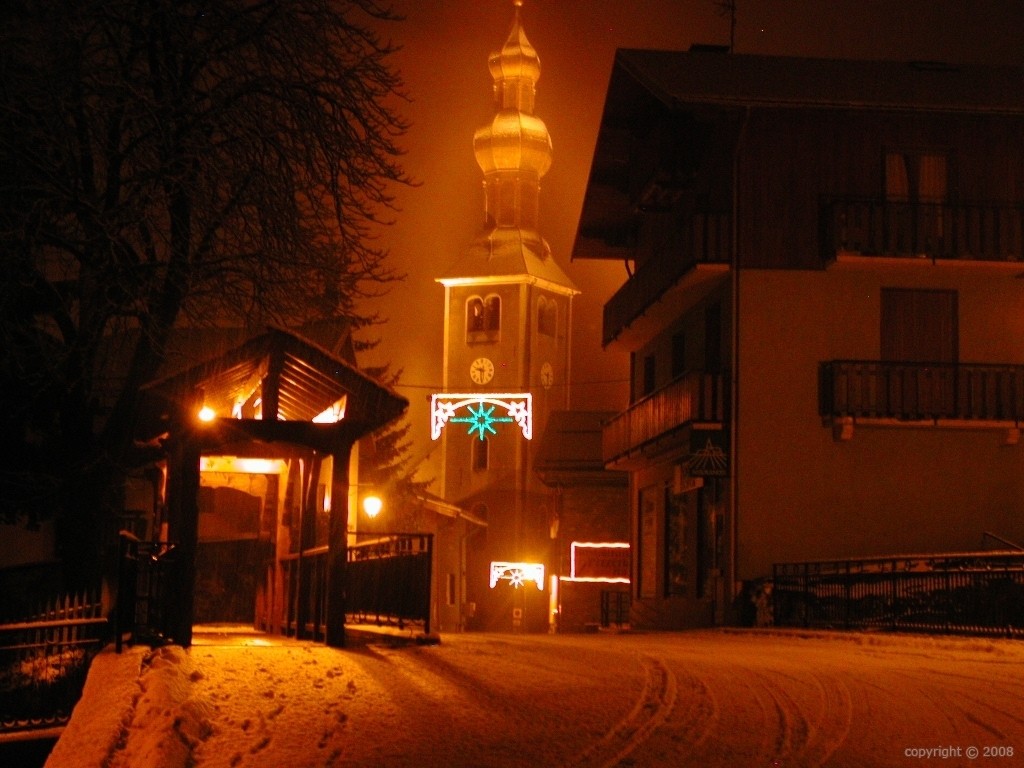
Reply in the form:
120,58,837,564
688,429,729,477
564,542,630,583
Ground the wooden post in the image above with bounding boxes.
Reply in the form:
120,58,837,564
325,444,352,648
164,415,202,648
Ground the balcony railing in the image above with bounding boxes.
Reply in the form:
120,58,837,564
823,198,1024,262
604,212,731,346
820,360,1024,422
603,372,728,464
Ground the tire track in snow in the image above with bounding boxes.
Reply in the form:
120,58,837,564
567,654,677,768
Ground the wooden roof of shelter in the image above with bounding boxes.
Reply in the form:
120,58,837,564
143,325,407,452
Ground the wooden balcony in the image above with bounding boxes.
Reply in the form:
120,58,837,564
820,360,1024,429
603,372,728,465
603,212,732,346
823,199,1024,262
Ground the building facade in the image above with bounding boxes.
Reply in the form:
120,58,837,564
573,49,1024,628
435,3,578,631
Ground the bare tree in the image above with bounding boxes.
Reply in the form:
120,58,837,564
0,0,410,582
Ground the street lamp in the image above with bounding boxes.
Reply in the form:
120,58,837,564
362,494,383,519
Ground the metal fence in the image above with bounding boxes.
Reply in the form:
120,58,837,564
0,591,108,735
773,552,1024,637
346,534,433,634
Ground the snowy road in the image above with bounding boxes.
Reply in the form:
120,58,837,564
47,628,1024,768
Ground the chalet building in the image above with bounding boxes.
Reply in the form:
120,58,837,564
573,48,1024,629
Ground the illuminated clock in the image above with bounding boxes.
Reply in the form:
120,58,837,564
540,362,553,389
470,357,495,385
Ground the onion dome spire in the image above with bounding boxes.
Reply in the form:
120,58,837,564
473,0,552,232
440,1,575,294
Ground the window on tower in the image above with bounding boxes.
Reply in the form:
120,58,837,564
484,295,501,331
467,297,485,333
467,294,501,342
538,296,557,336
472,436,489,471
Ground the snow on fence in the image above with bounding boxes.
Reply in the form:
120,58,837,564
0,590,108,735
772,552,1024,637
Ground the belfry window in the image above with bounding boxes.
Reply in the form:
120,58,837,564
467,294,501,342
538,296,557,337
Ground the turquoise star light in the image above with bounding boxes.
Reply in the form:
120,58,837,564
452,402,513,440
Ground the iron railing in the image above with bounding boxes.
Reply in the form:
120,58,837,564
347,534,433,634
773,552,1024,636
276,545,330,641
603,372,729,464
820,360,1024,422
823,198,1024,262
0,591,108,735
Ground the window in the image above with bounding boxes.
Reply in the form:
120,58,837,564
671,332,686,379
886,151,948,204
538,296,557,337
466,294,501,341
664,485,688,596
885,150,949,254
484,295,501,331
467,297,485,333
472,436,489,471
642,355,656,396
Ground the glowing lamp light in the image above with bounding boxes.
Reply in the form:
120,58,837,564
197,405,217,422
362,495,383,519
490,561,545,590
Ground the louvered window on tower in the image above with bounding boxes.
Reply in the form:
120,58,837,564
466,295,501,342
472,436,489,471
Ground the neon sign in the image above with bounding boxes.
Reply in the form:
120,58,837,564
490,561,545,590
561,542,630,584
431,393,533,440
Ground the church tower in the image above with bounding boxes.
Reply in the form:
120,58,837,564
436,0,578,631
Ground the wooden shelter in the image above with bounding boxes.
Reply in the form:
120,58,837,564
142,325,408,647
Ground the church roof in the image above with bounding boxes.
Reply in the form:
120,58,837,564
437,227,577,294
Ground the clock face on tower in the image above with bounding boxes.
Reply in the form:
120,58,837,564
470,357,495,385
540,361,553,389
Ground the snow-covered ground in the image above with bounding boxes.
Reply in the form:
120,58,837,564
45,626,1024,767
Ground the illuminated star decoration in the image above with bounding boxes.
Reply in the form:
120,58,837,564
451,402,512,440
489,561,545,590
430,393,533,440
